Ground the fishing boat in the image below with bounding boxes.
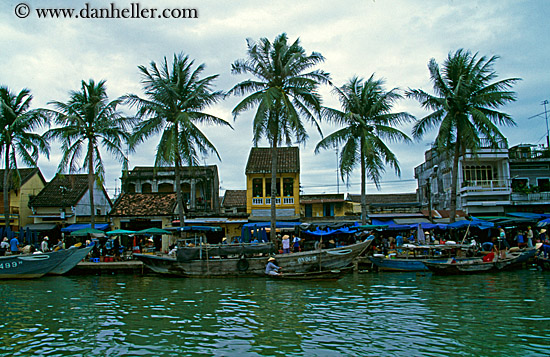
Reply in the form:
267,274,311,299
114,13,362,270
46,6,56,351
0,249,74,279
134,237,374,278
48,246,94,275
268,267,352,280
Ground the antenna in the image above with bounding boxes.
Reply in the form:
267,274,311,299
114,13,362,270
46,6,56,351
543,100,549,148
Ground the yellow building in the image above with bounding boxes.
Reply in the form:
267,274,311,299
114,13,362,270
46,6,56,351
245,147,300,221
300,193,353,219
0,168,46,230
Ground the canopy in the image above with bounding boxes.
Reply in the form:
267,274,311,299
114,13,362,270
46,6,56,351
106,229,135,235
24,223,58,231
61,223,109,232
135,227,171,235
537,218,550,227
174,226,222,232
506,212,548,220
70,228,106,237
356,224,389,230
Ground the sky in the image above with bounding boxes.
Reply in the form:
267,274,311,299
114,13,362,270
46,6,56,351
1,0,549,198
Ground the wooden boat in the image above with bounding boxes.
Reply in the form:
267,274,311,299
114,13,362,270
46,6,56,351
134,237,374,278
48,246,94,275
268,267,352,280
368,244,481,272
425,248,537,275
0,249,74,279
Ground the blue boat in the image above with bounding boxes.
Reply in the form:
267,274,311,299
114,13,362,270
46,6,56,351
48,246,94,275
0,249,73,279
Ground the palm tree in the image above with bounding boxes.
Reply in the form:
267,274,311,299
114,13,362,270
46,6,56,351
229,33,330,241
315,75,413,225
44,79,134,228
0,86,50,229
406,49,520,222
125,53,231,231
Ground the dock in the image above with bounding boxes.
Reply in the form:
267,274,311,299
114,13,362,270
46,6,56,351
70,260,150,275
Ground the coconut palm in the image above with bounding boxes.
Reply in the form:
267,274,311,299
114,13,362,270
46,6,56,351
229,33,330,241
315,75,413,225
406,49,520,222
125,53,231,231
0,86,50,229
44,79,134,228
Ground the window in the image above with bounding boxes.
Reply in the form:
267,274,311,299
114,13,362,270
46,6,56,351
323,203,335,217
265,178,280,197
253,178,263,197
158,183,174,193
142,183,152,193
512,178,529,192
305,204,312,217
538,178,550,192
283,178,294,196
127,183,136,193
463,165,494,185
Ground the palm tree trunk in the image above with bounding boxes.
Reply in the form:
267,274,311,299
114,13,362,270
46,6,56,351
4,143,10,230
270,141,277,243
174,125,185,237
449,142,461,223
175,157,185,237
360,137,367,225
88,139,95,229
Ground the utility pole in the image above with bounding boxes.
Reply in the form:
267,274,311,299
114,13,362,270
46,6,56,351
335,146,339,194
543,100,549,149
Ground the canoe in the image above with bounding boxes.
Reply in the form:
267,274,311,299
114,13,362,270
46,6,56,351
48,246,94,275
0,249,73,279
134,237,374,278
268,268,352,280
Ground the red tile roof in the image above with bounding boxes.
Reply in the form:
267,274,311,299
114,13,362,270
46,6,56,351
29,174,92,207
245,147,300,174
222,190,247,208
110,193,177,216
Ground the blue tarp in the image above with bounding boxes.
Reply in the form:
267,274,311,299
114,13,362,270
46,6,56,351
506,212,546,220
304,226,359,236
61,223,109,232
446,218,494,230
177,226,222,232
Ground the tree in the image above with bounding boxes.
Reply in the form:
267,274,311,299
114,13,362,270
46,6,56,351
407,49,520,222
0,87,50,229
315,75,413,225
44,79,133,228
125,53,231,231
229,33,330,242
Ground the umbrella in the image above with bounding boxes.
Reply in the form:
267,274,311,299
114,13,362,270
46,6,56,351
106,229,136,235
135,228,171,235
71,228,106,237
537,218,550,227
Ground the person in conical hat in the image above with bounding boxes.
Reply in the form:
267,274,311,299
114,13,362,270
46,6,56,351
265,256,282,275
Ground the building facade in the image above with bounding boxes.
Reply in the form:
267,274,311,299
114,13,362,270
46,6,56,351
121,165,220,215
245,147,300,221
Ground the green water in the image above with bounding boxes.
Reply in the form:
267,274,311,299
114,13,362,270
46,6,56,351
1,269,549,356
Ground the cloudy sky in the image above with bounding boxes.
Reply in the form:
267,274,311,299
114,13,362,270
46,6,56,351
1,0,549,198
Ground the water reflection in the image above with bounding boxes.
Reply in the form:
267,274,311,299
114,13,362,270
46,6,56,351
0,270,549,356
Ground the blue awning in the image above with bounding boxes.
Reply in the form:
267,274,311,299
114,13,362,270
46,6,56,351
506,212,546,220
61,223,109,232
176,226,222,232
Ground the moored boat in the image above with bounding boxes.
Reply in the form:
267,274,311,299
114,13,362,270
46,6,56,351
268,267,352,280
0,249,74,279
134,237,374,278
48,246,94,275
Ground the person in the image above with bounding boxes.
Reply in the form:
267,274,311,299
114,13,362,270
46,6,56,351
0,237,9,256
113,237,121,261
292,235,301,253
250,237,259,245
221,237,228,244
540,229,548,244
168,245,178,256
515,231,526,248
265,257,282,275
526,226,534,248
425,231,431,244
396,234,403,247
282,235,290,254
10,236,20,255
41,237,49,252
498,227,508,258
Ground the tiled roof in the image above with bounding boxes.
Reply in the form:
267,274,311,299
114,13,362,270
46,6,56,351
110,193,177,216
29,174,90,207
347,193,419,205
0,168,43,191
300,193,345,204
222,190,247,208
245,147,300,174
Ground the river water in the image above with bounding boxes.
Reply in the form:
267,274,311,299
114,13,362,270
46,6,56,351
1,269,549,356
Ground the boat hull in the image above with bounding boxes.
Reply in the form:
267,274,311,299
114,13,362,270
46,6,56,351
135,238,373,278
48,246,94,275
0,250,73,279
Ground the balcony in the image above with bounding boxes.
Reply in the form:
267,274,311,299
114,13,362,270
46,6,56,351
460,180,511,196
265,198,281,205
283,197,294,205
252,198,263,205
511,192,550,204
